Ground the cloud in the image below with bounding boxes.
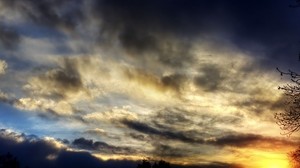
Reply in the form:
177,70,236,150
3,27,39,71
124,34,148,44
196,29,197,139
0,129,245,168
24,57,87,100
0,0,83,33
84,128,107,136
0,24,20,50
194,64,225,92
154,108,191,127
122,117,296,149
16,56,102,115
72,137,134,154
91,0,213,68
88,0,300,71
73,137,110,150
0,129,138,168
151,143,193,158
207,133,297,149
83,108,138,124
233,97,285,116
122,67,187,94
0,60,7,75
121,119,204,144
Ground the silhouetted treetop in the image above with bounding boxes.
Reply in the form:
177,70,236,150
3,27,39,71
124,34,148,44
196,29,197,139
137,160,171,168
275,68,300,135
0,153,20,168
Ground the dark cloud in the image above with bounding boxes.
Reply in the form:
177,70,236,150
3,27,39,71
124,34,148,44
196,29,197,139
122,118,296,149
93,0,227,37
72,137,134,154
92,0,210,68
31,57,85,99
128,132,149,141
1,0,83,33
0,129,137,168
94,0,300,71
152,107,241,138
161,74,187,92
1,0,299,70
194,65,225,92
123,67,188,94
208,133,296,148
196,114,241,130
73,137,108,150
233,96,285,115
41,58,84,97
0,129,245,168
43,69,82,98
0,93,15,105
151,108,198,133
155,108,191,126
0,24,20,50
151,143,190,158
121,119,203,144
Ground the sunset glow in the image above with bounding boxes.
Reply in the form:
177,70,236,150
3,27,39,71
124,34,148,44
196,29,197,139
237,149,291,168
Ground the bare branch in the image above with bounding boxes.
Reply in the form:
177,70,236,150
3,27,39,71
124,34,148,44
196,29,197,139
276,68,300,135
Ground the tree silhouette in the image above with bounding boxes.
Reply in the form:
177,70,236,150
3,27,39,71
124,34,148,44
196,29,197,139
276,59,300,167
289,146,300,168
137,160,171,168
137,160,152,168
153,160,171,168
0,153,20,168
275,68,300,135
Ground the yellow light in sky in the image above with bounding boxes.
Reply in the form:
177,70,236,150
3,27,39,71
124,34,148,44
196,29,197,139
226,148,293,168
257,159,290,168
239,149,291,168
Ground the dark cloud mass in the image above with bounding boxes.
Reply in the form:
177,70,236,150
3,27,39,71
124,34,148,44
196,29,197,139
91,0,300,70
21,57,90,114
121,119,204,144
152,143,191,158
1,0,298,69
0,24,20,50
1,0,83,32
0,129,246,168
209,133,297,148
194,65,225,92
0,129,137,168
122,118,296,149
72,137,134,154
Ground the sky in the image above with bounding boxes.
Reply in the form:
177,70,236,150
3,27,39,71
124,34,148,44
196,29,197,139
0,0,300,168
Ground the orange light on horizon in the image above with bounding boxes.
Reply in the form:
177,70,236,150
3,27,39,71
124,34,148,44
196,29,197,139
234,148,292,168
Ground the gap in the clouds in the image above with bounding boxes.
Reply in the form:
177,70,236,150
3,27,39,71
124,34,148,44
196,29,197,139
0,102,34,131
16,23,75,55
15,22,66,39
0,102,80,140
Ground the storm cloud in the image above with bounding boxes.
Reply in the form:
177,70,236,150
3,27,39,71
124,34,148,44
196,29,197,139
0,25,20,50
0,129,138,168
72,137,134,154
0,0,83,32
